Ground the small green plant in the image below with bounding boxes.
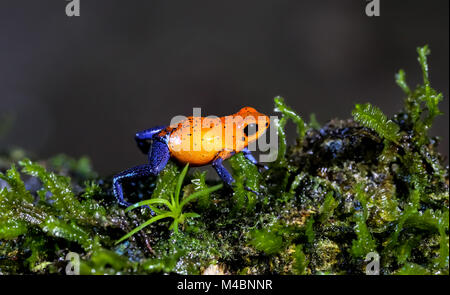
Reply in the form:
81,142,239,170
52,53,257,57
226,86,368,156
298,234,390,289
352,103,401,144
116,164,222,244
273,96,307,167
396,45,443,144
274,96,307,142
350,183,377,258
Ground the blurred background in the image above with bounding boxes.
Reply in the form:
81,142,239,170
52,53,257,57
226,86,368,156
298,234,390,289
0,0,448,175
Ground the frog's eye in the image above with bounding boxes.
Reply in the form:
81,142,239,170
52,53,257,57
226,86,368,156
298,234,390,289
244,123,258,137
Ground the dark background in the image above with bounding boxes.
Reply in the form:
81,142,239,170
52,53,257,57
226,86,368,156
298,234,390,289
0,0,448,175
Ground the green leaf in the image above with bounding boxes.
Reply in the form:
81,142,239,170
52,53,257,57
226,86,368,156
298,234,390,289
417,45,431,87
0,164,33,203
305,217,315,244
180,184,223,209
249,229,284,255
274,96,307,141
183,212,201,218
169,219,179,233
319,192,338,223
308,113,321,130
147,204,165,215
395,69,410,95
351,183,376,258
275,116,288,166
352,103,400,143
292,245,308,275
175,164,189,206
115,213,173,244
399,45,443,144
125,198,173,212
351,212,376,258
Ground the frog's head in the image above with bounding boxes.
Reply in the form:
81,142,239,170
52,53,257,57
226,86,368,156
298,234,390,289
235,107,270,146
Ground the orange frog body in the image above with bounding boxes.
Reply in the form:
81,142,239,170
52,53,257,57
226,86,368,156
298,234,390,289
165,107,270,165
113,107,270,206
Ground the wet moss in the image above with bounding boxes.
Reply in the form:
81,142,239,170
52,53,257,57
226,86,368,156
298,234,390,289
0,45,448,275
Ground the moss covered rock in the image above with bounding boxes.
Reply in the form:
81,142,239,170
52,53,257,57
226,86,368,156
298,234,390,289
0,46,448,275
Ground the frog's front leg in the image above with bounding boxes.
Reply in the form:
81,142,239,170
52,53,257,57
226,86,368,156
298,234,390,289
241,147,268,170
212,152,261,195
135,126,166,154
212,156,235,187
113,139,170,206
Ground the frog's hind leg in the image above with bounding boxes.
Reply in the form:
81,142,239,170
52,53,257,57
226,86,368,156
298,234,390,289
113,140,170,207
135,126,166,154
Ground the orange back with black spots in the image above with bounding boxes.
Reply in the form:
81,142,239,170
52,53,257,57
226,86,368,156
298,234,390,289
167,107,270,166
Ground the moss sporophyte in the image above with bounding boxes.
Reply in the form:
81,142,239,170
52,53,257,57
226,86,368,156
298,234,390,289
0,46,448,274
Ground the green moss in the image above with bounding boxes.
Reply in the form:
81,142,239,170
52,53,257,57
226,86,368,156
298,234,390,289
318,192,338,223
397,45,443,145
274,116,288,168
153,228,223,275
80,247,136,275
312,238,341,272
352,103,400,144
139,254,182,273
351,212,376,258
274,96,307,143
189,171,211,210
308,113,321,130
152,161,180,201
305,217,315,244
229,152,264,212
0,159,114,273
249,228,284,255
394,263,431,275
292,244,308,275
0,160,107,254
48,154,97,180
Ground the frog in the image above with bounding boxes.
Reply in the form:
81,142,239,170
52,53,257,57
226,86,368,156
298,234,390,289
113,107,270,206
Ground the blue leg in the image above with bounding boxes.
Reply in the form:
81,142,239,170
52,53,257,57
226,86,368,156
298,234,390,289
242,147,268,170
113,164,155,207
135,126,166,154
113,140,170,206
212,156,261,195
212,157,235,187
